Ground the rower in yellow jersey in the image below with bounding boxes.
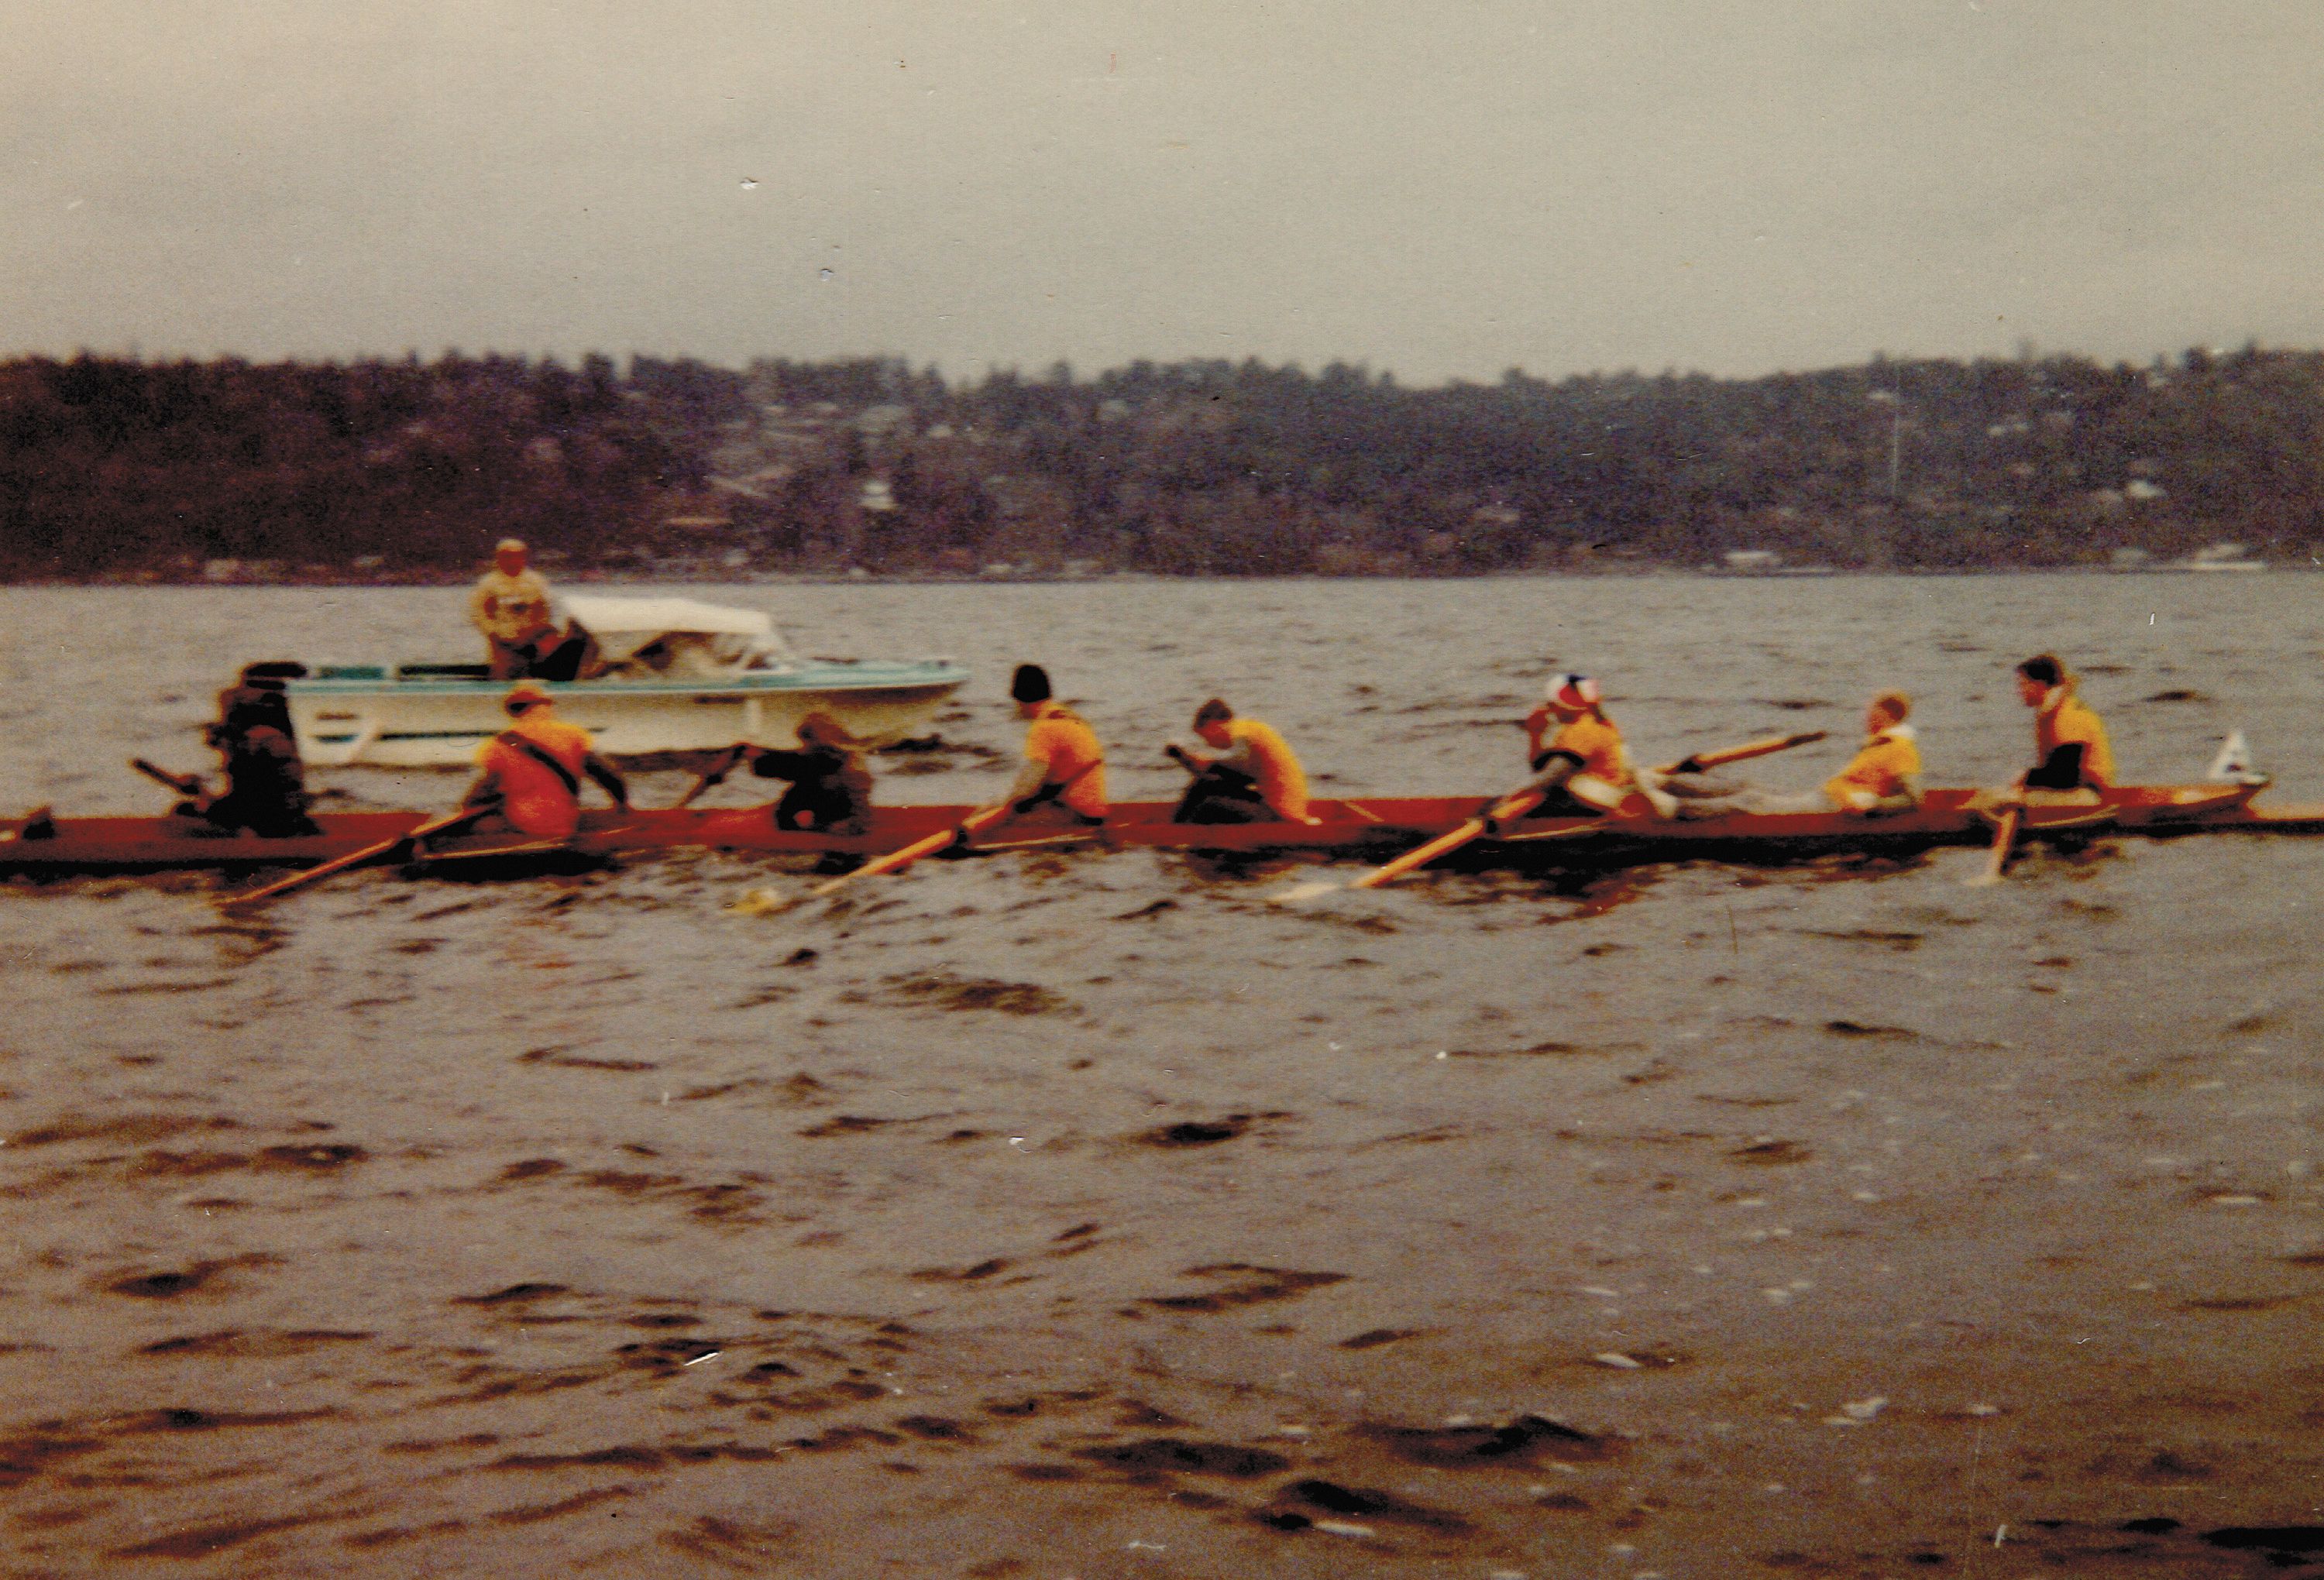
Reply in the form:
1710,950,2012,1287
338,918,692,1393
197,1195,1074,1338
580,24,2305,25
1166,699,1318,824
1658,691,1923,816
1515,673,1678,820
998,665,1108,829
2015,654,2113,794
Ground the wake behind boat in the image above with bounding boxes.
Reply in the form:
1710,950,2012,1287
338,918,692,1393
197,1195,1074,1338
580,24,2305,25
279,594,968,767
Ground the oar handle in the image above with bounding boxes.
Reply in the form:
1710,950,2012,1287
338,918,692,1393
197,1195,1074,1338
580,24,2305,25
673,744,751,809
1658,730,1827,775
132,757,206,798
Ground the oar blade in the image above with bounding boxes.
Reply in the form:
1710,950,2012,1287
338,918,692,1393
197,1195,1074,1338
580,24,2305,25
728,885,802,917
1267,879,1342,907
1963,805,2022,887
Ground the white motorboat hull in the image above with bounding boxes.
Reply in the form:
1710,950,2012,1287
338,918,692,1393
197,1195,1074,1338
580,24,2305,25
285,661,969,767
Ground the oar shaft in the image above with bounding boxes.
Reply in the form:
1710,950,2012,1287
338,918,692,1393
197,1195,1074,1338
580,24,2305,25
1971,805,2022,886
1659,730,1827,774
232,808,479,904
1349,789,1544,891
132,757,205,797
805,803,1009,898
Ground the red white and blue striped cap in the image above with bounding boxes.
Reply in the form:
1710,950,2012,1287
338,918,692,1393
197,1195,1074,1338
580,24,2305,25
1544,672,1600,711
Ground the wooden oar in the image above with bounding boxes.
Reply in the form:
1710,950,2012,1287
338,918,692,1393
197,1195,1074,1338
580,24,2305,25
733,804,1011,917
673,744,750,809
1272,729,1828,905
1965,803,2022,888
131,757,206,799
227,807,485,905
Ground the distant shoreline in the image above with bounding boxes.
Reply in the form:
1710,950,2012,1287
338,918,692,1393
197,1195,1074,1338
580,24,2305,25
3,563,2303,590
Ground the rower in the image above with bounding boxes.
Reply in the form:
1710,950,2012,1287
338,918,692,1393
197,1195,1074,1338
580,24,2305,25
1660,691,1921,817
1824,691,1923,812
470,538,562,679
460,681,631,838
2016,654,2113,795
178,664,321,837
999,665,1107,828
741,713,875,835
1513,673,1677,823
1167,699,1318,825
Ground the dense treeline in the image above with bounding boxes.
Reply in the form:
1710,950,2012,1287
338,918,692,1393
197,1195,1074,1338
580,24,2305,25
3,345,2320,580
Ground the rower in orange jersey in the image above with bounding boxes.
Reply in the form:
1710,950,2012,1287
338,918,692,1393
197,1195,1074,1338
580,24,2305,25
998,665,1107,829
1518,673,1678,819
1166,699,1318,825
460,681,631,839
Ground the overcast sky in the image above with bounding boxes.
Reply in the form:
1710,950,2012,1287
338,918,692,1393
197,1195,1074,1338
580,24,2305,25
6,2,2320,385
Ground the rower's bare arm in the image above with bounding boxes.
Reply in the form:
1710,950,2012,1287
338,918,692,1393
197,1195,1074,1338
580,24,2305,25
1005,755,1050,808
584,754,631,809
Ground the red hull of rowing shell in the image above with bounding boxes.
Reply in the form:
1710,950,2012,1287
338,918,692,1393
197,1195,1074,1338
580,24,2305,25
5,786,2322,874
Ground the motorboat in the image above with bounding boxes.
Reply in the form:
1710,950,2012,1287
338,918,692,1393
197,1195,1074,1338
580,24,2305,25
276,595,968,766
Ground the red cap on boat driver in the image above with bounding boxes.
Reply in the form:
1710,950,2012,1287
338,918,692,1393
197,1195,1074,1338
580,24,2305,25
504,680,553,714
1544,673,1600,712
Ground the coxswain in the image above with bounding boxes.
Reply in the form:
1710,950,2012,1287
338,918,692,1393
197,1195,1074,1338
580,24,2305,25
1515,673,1677,821
1659,691,1922,817
1166,699,1318,824
999,665,1107,827
470,538,560,679
741,713,876,835
460,681,631,838
180,664,321,836
2015,654,2113,795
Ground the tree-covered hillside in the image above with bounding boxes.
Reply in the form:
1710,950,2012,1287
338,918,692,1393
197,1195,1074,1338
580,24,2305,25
3,346,2318,579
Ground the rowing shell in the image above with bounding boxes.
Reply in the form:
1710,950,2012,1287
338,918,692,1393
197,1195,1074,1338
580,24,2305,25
3,785,2320,877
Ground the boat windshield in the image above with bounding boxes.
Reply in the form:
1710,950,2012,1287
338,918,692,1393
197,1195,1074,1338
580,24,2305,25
559,595,795,678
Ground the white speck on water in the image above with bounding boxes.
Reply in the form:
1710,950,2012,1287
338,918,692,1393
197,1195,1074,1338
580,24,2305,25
683,1351,720,1366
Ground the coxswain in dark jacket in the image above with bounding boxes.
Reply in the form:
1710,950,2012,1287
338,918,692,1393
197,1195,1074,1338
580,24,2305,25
747,713,875,834
186,665,319,836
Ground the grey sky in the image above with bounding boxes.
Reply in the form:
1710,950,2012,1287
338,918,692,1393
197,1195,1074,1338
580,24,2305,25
7,2,2320,383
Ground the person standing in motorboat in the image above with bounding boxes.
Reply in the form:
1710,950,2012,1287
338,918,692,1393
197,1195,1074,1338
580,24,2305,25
470,538,560,679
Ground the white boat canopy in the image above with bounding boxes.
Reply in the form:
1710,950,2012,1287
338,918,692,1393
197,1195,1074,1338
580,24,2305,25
559,594,793,676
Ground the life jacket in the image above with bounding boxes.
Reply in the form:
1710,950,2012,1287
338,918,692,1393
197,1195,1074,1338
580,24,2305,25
477,713,593,836
2033,690,2114,788
1824,724,1920,808
1529,708,1631,788
1023,702,1107,817
1218,717,1308,821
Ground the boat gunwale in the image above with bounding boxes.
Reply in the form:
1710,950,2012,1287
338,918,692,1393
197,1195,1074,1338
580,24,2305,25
6,787,2321,874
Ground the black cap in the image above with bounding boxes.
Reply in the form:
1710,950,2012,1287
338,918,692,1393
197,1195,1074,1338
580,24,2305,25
1009,664,1052,703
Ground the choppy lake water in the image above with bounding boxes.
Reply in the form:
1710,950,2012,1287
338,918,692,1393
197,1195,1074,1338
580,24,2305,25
2,573,2320,1577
